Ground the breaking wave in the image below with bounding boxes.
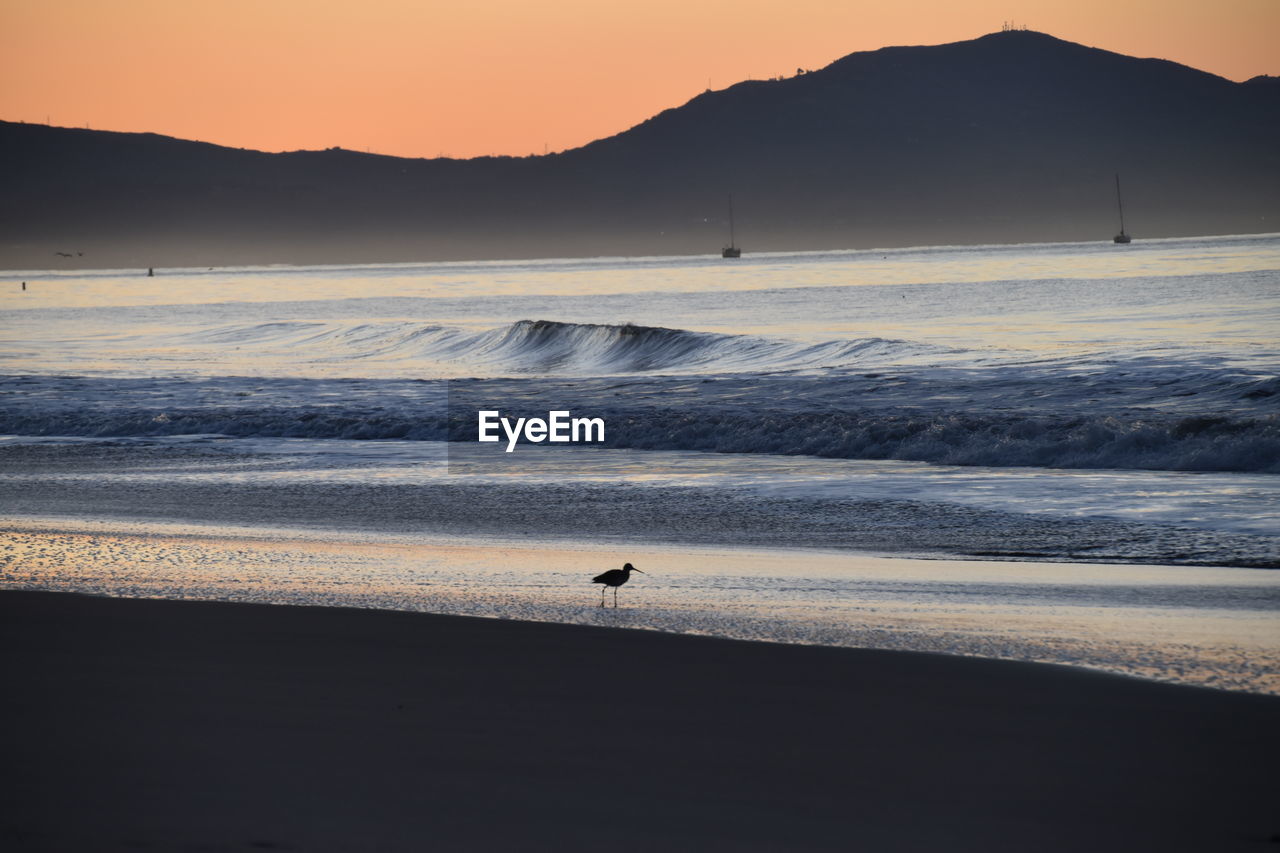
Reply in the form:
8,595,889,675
463,320,943,374
3,313,1277,473
3,399,1277,473
168,319,947,376
601,410,1280,473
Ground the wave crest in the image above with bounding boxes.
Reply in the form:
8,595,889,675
480,320,943,374
142,318,944,376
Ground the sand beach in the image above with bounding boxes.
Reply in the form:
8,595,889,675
3,589,1278,852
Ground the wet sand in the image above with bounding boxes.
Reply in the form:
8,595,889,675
6,515,1279,693
2,590,1277,851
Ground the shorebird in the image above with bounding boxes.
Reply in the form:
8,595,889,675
592,562,644,608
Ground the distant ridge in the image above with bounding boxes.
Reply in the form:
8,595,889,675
3,30,1278,268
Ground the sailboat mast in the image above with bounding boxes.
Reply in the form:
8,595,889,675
729,194,736,249
1115,173,1126,235
721,193,742,257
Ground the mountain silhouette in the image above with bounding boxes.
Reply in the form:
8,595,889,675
3,30,1277,268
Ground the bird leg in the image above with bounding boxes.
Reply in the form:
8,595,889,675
600,586,606,607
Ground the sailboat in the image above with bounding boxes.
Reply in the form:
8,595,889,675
722,195,742,258
1113,173,1131,244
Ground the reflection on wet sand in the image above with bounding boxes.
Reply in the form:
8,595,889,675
4,517,1277,694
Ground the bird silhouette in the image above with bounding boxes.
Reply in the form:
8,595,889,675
592,562,644,608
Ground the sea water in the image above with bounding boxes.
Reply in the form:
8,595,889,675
2,234,1278,690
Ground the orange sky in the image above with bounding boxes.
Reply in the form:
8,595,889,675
2,0,1277,159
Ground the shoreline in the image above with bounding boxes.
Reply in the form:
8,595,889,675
3,589,1278,851
5,514,1278,696
4,463,1277,569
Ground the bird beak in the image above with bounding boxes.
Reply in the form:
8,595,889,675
632,568,645,573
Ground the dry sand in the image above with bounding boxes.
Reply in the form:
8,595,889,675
2,590,1277,851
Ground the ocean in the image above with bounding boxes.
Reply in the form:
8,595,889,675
2,234,1278,691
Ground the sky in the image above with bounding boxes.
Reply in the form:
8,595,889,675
1,0,1277,160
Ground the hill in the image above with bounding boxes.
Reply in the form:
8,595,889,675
3,30,1278,268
